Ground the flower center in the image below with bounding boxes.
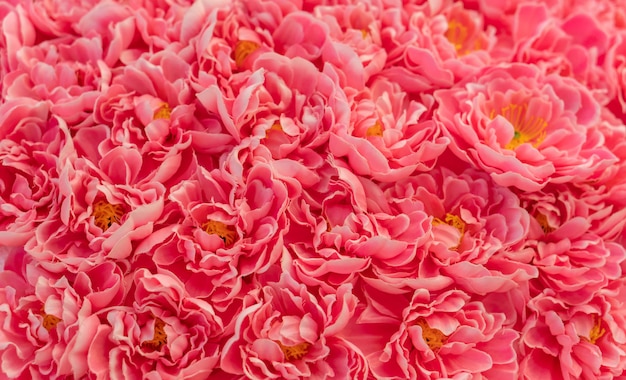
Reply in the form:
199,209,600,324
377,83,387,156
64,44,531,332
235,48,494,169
432,213,465,249
416,317,448,351
153,103,171,120
275,341,310,361
141,317,167,351
92,200,124,231
366,120,383,137
234,40,260,67
42,314,62,331
583,315,606,345
445,20,469,52
201,220,238,246
535,213,555,234
265,122,283,138
490,103,547,150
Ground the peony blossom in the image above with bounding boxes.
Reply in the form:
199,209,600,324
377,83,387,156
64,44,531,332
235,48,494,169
435,63,616,191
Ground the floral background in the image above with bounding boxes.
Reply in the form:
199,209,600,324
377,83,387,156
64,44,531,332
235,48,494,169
1,0,626,379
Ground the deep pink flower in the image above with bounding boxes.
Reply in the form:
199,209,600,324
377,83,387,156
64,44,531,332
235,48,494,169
366,288,519,379
377,1,497,92
520,290,626,379
25,154,165,273
508,4,614,106
220,273,368,379
435,63,615,191
79,269,223,379
0,248,91,379
0,100,63,247
145,145,290,319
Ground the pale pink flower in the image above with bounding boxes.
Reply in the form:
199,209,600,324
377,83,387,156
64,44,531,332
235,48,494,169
220,273,368,379
368,288,519,379
329,78,448,182
520,290,626,379
435,63,615,191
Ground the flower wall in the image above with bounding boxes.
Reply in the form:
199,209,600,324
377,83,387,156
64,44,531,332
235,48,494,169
1,0,626,379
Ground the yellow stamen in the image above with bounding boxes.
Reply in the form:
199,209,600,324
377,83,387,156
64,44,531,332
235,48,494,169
535,213,555,234
361,29,368,39
234,40,260,67
275,341,310,361
445,20,468,52
265,122,283,138
366,120,383,137
490,103,547,150
92,200,124,231
141,317,167,351
153,103,171,120
416,317,448,351
201,220,238,246
42,314,62,331
432,213,465,250
582,315,606,345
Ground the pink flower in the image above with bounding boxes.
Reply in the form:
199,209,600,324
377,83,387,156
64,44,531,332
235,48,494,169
378,1,497,92
220,273,368,379
508,4,614,105
78,269,224,379
3,35,108,128
0,248,92,379
0,100,62,247
148,147,289,318
356,166,537,296
435,63,615,191
25,154,165,273
329,78,448,182
313,2,388,87
520,290,626,379
531,234,625,305
367,288,519,379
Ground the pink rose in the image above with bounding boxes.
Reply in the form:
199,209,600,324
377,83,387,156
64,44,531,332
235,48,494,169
435,63,614,191
220,273,368,379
